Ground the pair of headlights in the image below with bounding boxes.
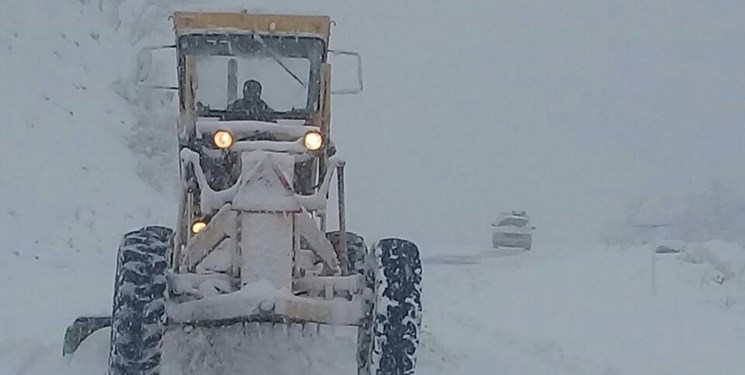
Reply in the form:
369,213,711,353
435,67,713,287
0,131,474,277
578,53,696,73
192,129,325,235
212,129,324,152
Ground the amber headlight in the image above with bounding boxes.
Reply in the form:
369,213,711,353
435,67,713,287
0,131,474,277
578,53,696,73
213,130,234,149
191,220,207,234
303,130,324,152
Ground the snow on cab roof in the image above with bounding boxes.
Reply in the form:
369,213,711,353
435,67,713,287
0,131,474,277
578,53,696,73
173,11,331,41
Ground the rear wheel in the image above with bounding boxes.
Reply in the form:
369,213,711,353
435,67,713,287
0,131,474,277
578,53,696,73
108,226,172,375
358,238,423,375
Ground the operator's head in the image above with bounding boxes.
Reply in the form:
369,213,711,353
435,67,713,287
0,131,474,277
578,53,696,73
243,79,262,100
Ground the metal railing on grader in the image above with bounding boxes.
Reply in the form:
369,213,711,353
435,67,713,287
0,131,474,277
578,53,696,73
62,10,422,375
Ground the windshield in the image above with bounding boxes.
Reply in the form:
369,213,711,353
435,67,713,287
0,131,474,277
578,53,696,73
178,33,325,120
195,55,310,111
497,217,528,227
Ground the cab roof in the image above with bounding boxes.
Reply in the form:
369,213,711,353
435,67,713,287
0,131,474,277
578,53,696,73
173,11,331,42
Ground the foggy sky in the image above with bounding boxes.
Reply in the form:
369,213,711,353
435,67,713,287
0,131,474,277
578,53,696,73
326,1,745,249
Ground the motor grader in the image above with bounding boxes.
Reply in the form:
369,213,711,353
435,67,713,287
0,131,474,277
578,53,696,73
62,11,422,375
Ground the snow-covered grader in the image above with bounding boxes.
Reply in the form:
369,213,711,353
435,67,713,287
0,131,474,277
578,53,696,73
62,10,422,375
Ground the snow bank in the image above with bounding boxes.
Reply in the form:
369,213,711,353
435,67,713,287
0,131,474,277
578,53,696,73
0,1,174,372
674,240,745,304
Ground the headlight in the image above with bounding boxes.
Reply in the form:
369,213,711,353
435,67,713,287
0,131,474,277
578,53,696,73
191,220,207,234
213,130,234,149
303,130,324,152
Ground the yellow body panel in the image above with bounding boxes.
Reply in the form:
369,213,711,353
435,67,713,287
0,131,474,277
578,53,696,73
173,11,330,42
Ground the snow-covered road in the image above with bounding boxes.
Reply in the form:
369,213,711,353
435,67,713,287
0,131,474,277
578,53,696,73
422,244,745,374
5,243,745,374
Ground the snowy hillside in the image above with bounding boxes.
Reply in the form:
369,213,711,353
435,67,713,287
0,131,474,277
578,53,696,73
3,0,745,375
0,0,174,360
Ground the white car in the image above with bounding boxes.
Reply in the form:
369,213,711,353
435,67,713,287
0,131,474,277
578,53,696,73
491,211,535,250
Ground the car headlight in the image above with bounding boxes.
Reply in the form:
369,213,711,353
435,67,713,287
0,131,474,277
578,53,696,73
213,130,234,149
303,130,324,152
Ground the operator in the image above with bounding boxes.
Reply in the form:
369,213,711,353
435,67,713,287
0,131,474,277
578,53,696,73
227,79,274,114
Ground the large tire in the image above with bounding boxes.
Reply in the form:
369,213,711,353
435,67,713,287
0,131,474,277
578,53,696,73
108,226,172,375
326,230,367,274
358,238,423,375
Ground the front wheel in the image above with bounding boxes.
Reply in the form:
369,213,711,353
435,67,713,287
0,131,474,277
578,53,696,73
108,226,172,375
358,238,423,375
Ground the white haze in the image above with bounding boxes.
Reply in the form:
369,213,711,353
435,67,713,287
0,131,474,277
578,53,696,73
277,1,745,250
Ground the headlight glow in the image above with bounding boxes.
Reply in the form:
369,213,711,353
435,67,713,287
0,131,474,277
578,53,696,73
213,130,234,149
191,220,207,234
303,130,324,152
